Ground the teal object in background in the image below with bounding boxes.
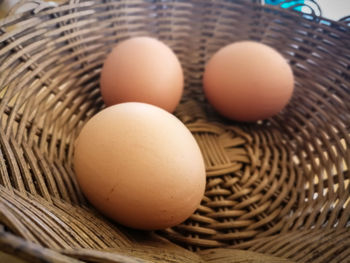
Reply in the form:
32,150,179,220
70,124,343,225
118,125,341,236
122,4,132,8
264,0,304,11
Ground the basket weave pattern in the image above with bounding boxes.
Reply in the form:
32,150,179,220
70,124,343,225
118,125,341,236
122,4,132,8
0,1,349,262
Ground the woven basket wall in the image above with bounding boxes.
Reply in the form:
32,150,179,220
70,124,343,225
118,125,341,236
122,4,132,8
0,0,349,262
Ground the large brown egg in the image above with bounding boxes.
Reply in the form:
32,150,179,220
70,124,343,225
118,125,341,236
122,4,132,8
73,102,206,230
203,41,294,122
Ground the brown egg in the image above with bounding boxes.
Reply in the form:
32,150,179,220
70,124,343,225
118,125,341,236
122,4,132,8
100,37,184,113
73,102,206,230
203,41,294,122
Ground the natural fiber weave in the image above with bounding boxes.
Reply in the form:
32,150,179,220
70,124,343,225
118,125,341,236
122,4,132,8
0,0,349,262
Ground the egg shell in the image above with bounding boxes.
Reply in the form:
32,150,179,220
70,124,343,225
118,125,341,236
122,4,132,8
100,37,184,113
203,41,294,122
73,102,206,230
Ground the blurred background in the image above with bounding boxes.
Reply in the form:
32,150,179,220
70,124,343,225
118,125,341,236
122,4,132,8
0,0,350,20
263,0,350,20
1,0,349,20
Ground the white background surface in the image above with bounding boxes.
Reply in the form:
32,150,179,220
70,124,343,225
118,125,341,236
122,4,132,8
309,0,350,20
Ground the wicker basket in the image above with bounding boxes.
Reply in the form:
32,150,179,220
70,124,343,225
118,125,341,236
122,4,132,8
0,0,349,262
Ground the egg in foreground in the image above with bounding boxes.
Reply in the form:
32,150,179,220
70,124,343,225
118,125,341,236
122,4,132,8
74,102,206,230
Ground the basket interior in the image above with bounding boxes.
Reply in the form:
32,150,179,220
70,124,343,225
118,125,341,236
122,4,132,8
0,0,349,261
